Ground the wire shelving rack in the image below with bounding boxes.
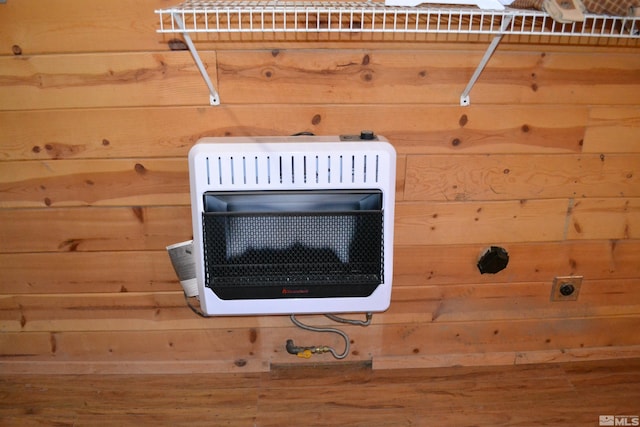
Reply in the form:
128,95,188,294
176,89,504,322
155,1,640,105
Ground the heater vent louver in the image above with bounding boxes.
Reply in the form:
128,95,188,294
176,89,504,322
204,152,379,188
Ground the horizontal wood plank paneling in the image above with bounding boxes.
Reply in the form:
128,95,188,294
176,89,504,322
396,154,406,201
0,206,193,253
3,154,636,208
393,240,640,286
2,279,638,333
583,107,640,153
12,155,640,207
1,0,639,374
2,317,639,367
392,280,640,324
394,199,569,245
0,251,179,294
2,48,638,110
0,329,262,362
2,240,639,294
0,105,587,161
568,198,640,240
217,49,640,105
373,316,640,358
0,159,189,208
0,51,217,110
375,346,640,370
0,200,573,254
405,154,640,201
217,49,475,105
1,240,638,295
0,156,404,207
2,198,634,254
0,0,168,55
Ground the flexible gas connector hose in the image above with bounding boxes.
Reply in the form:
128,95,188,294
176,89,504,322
286,312,373,360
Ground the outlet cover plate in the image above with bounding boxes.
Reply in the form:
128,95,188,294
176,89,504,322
551,276,583,302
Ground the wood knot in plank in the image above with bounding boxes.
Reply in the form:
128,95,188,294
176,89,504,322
167,39,188,51
131,206,145,224
58,238,82,251
38,142,86,159
134,163,147,174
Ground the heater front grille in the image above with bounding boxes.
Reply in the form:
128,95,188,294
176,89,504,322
202,211,384,300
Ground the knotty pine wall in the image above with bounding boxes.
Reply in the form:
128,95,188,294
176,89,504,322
1,0,639,374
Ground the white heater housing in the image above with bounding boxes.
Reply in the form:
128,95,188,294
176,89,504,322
189,135,396,316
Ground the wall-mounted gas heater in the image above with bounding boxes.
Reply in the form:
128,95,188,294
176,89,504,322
189,134,396,316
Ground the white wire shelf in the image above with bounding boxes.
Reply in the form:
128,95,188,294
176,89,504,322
155,1,639,106
156,0,640,38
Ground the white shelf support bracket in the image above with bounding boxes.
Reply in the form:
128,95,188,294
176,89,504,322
460,15,513,107
172,12,221,106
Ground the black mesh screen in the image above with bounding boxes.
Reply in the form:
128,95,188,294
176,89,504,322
202,211,383,299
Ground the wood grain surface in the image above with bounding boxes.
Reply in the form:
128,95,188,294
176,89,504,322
0,0,639,374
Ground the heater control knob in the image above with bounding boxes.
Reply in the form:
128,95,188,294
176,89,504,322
360,130,375,140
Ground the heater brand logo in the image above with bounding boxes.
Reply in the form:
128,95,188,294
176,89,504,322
600,416,640,426
282,288,310,295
